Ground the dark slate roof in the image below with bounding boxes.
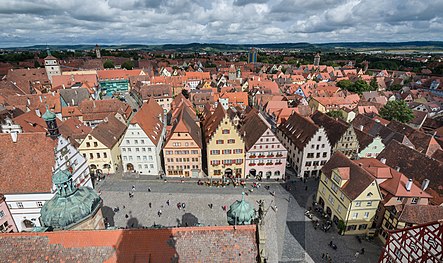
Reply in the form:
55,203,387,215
277,112,320,149
354,128,376,150
239,110,269,151
431,149,443,163
310,111,349,147
377,140,443,205
59,88,90,107
321,152,376,200
90,114,127,148
398,205,443,225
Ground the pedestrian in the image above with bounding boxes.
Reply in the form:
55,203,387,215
129,192,131,198
149,202,152,208
329,241,333,246
360,248,365,254
123,205,125,209
177,203,181,209
148,187,151,192
355,251,359,258
209,203,213,209
182,203,186,209
322,253,325,259
132,185,135,191
125,214,129,218
288,197,291,202
167,200,170,206
274,205,278,212
305,186,308,191
158,210,162,217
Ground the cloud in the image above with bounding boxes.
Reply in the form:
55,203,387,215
0,0,441,47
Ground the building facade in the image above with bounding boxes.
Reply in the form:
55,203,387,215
276,112,331,177
203,104,245,179
44,55,61,83
0,194,17,233
120,99,166,176
316,152,382,235
241,110,287,179
163,105,203,178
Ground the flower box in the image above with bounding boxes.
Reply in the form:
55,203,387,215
249,163,256,166
258,155,265,158
267,155,274,158
275,162,282,165
276,154,283,157
250,155,256,158
266,163,273,166
257,163,265,166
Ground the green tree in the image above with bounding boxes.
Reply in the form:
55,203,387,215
326,110,344,120
34,60,41,68
353,79,372,94
388,83,403,91
379,100,414,123
103,60,114,69
336,80,354,90
370,78,378,90
121,60,134,70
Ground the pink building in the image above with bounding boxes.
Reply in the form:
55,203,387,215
240,109,287,179
0,194,17,233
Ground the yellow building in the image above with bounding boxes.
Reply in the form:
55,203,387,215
316,152,382,235
203,104,245,179
79,114,127,174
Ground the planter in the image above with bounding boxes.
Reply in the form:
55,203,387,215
258,155,265,158
275,162,282,165
276,154,283,157
249,163,256,166
266,163,273,166
257,163,265,166
250,155,256,158
267,155,274,158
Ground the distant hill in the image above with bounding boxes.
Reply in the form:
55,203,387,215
4,41,443,52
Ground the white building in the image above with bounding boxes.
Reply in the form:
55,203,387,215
276,112,331,177
0,131,92,232
1,116,22,134
120,99,166,176
44,55,61,83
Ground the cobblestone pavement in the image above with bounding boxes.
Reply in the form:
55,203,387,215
97,172,382,263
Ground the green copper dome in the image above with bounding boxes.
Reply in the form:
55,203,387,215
42,107,56,121
227,192,256,225
40,170,102,230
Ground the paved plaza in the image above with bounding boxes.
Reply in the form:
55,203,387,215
96,172,382,263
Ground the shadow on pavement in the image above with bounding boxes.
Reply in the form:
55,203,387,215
177,213,199,227
101,206,115,227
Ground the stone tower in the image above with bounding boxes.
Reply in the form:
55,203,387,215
314,52,321,67
95,44,101,59
42,107,59,139
40,170,104,231
44,50,61,83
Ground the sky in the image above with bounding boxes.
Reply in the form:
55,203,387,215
1,0,443,47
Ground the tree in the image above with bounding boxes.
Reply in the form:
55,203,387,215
370,78,378,90
34,60,41,68
181,89,190,99
388,83,403,91
379,100,414,123
326,110,344,120
336,80,354,90
121,60,134,70
337,79,374,94
103,60,114,69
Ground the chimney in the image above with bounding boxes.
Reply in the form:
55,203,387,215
405,178,413,191
380,158,386,164
71,99,75,106
359,125,364,131
93,100,96,108
421,179,430,191
62,84,65,89
39,96,42,102
104,117,108,123
10,132,18,143
27,98,31,106
35,108,41,117
396,166,400,172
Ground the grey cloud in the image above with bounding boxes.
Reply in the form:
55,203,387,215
233,0,268,6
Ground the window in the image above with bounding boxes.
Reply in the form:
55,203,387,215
222,129,230,134
222,149,232,154
37,201,43,207
328,195,335,205
352,212,358,219
122,148,126,152
313,161,319,166
191,150,199,154
148,148,152,152
137,156,141,161
126,140,130,144
227,139,235,144
347,225,357,231
337,206,342,213
210,150,220,155
86,142,90,147
97,153,101,158
331,184,339,193
141,140,144,144
216,140,224,144
366,201,372,207
364,212,370,218
397,197,403,202
123,156,127,161
0,210,4,219
149,156,153,161
136,148,140,152
358,224,368,230
321,144,325,148
355,201,361,207
89,153,94,159
307,153,314,158
150,164,154,168
142,148,146,152
411,197,419,204
143,156,147,161
305,161,312,166
318,136,322,141
322,152,327,158
316,152,320,158
134,140,138,144
94,142,98,147
340,193,345,201
17,202,24,209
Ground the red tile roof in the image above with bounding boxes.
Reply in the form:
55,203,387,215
0,225,257,263
0,132,55,194
130,99,164,145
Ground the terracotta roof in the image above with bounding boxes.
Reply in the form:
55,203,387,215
0,132,55,194
310,111,350,147
240,110,270,151
321,152,377,200
397,205,443,225
130,99,164,145
59,118,92,148
0,81,26,97
277,111,320,149
97,69,144,81
52,74,98,89
377,140,443,205
79,99,132,121
6,68,49,94
0,226,257,263
136,84,173,100
167,104,202,148
431,149,443,163
170,93,193,111
13,110,62,133
202,103,226,143
4,93,61,114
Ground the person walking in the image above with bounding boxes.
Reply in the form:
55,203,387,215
182,203,186,209
149,202,152,208
148,187,151,192
132,185,136,191
158,210,162,217
167,200,170,206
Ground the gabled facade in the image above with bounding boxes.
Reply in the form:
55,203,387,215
163,105,203,178
276,112,331,177
203,104,245,179
311,111,359,158
240,110,287,179
79,115,127,174
120,99,166,176
316,152,382,235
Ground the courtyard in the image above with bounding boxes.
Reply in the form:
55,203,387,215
96,172,382,263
